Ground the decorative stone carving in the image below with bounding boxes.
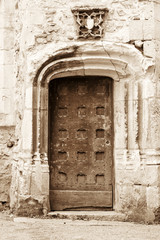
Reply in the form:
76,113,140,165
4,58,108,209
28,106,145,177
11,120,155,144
32,152,41,164
32,152,48,165
40,152,48,164
72,7,108,38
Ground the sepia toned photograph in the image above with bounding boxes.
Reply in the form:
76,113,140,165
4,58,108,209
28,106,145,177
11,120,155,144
0,0,160,239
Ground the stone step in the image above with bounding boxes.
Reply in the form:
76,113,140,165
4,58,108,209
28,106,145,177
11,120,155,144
48,211,126,222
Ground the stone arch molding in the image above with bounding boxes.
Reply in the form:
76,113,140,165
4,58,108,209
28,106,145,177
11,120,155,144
32,41,154,163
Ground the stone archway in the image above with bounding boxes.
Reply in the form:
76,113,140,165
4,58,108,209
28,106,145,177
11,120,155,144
32,42,154,212
33,42,147,159
11,41,154,215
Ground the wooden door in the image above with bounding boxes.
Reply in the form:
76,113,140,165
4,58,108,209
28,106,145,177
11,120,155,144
49,76,113,210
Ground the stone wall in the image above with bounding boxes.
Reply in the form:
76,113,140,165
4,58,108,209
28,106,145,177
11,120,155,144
0,0,15,209
1,0,160,222
0,126,15,210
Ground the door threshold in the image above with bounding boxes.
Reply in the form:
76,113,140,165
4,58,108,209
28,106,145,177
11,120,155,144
48,211,126,222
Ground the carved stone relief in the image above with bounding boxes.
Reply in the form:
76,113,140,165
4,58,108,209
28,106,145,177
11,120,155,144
72,7,108,38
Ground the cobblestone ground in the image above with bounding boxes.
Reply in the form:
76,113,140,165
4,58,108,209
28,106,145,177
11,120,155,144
0,212,160,240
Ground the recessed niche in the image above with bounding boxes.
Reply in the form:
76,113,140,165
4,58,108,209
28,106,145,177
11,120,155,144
77,174,86,184
96,129,104,138
58,151,67,161
96,106,105,115
96,174,104,184
96,151,104,161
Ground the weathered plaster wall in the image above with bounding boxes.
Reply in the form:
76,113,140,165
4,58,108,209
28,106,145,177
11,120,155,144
1,0,160,222
13,0,155,51
0,0,16,209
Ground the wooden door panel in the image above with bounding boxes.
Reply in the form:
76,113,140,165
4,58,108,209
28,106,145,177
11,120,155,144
49,76,113,210
50,190,112,210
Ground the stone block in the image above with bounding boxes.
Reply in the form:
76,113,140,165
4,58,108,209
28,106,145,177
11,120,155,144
133,168,146,186
129,20,154,41
0,112,15,126
129,185,147,222
41,170,49,195
0,181,10,202
158,166,160,185
25,86,33,109
155,40,160,56
148,99,160,148
156,76,160,98
0,64,15,88
0,12,13,29
4,50,14,65
26,11,45,25
143,41,155,58
114,100,126,149
145,165,159,186
114,81,126,101
41,87,48,110
0,160,11,202
0,50,14,65
26,30,35,48
142,3,154,20
0,11,3,29
0,89,11,114
142,79,155,99
0,51,3,63
129,20,143,40
116,169,134,185
31,174,42,196
154,206,160,223
17,196,43,216
0,66,4,89
111,25,130,43
154,2,160,22
22,109,32,151
2,0,15,13
0,29,4,49
117,184,146,222
0,126,15,144
155,20,160,40
146,186,159,209
0,29,14,50
31,164,42,196
143,20,154,40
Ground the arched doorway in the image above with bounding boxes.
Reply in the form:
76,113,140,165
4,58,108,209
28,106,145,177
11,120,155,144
49,76,113,210
29,42,152,214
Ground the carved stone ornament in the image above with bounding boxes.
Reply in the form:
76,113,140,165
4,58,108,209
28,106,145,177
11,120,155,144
72,7,108,39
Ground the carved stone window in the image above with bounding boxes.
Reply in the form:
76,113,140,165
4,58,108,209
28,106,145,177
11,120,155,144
72,7,108,39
